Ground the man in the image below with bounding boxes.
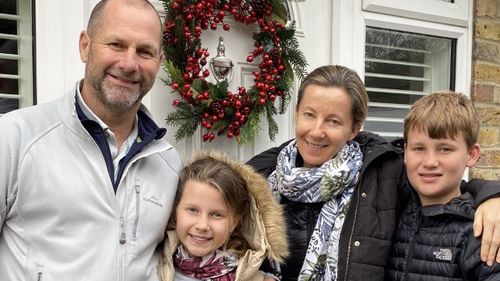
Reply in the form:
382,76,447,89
0,0,181,280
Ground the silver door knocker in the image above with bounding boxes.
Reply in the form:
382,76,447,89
210,37,234,83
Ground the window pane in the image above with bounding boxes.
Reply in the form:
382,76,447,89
364,27,455,138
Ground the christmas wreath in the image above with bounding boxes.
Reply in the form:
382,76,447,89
162,0,307,143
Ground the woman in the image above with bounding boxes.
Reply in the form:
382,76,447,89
247,65,500,281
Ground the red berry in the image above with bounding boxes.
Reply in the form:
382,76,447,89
223,23,230,31
203,70,210,77
246,55,254,62
172,99,181,106
172,2,180,10
171,83,179,90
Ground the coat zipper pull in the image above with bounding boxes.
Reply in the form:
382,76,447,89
133,184,140,239
119,216,127,244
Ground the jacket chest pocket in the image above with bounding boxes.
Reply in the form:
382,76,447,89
122,178,173,256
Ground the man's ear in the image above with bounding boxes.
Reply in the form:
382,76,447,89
79,31,90,63
466,143,481,168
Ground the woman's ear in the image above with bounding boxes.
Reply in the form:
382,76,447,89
349,122,362,141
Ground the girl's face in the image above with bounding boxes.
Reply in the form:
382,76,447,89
295,85,360,167
175,179,237,257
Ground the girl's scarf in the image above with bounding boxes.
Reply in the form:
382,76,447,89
268,140,363,281
174,245,238,281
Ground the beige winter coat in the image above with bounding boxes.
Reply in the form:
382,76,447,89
158,152,289,281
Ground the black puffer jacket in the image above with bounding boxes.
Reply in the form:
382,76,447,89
386,191,500,280
247,131,406,281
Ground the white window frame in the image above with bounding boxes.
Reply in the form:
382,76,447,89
362,0,470,27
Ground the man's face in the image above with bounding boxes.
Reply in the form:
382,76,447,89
79,1,162,113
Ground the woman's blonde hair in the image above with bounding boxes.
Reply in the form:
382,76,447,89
297,65,369,128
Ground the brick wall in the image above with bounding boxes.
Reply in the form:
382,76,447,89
470,0,500,179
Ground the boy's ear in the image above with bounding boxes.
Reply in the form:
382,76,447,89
466,143,481,168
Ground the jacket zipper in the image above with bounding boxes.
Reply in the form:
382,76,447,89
119,216,127,244
403,208,421,280
342,177,363,281
37,272,43,281
133,184,140,238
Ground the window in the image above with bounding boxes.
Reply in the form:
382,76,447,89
0,0,33,115
363,27,455,139
338,0,474,139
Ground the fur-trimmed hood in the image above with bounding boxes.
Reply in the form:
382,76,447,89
159,151,289,281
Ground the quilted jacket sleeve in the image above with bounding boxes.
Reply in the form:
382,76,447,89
462,179,500,206
461,230,500,280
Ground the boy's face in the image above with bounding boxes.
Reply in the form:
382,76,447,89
404,128,480,206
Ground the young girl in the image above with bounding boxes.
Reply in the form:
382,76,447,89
159,151,289,281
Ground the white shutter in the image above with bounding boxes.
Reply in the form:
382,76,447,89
363,27,453,139
0,0,33,115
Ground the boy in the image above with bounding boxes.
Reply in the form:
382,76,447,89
385,92,500,280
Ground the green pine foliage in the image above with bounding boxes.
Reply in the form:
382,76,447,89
165,102,202,142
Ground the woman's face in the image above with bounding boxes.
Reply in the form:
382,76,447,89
295,85,360,167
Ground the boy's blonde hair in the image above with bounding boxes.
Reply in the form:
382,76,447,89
403,91,479,149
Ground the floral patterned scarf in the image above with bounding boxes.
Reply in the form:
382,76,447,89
174,245,238,281
268,140,363,281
